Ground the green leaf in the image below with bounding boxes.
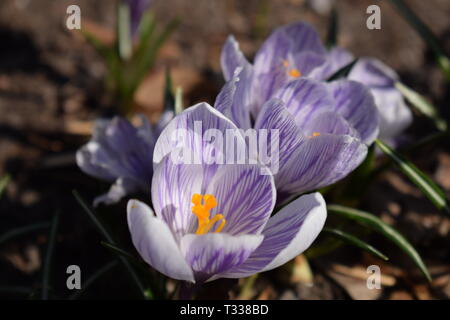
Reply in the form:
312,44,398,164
395,82,447,131
134,11,156,67
326,58,358,81
326,8,338,48
117,1,132,61
80,30,123,103
101,241,145,267
328,204,431,281
80,30,110,58
42,211,59,300
389,0,450,81
323,227,388,261
375,139,450,216
68,260,118,300
101,242,163,300
128,18,180,99
137,12,156,52
0,221,50,245
0,174,10,198
72,190,148,299
175,86,183,115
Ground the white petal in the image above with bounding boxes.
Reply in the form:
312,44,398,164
127,199,194,282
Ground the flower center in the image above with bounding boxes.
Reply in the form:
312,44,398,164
283,60,302,78
307,132,321,139
191,194,226,235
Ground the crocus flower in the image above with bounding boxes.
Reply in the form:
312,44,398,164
127,103,327,283
222,22,328,117
76,111,173,206
221,22,411,144
217,67,379,201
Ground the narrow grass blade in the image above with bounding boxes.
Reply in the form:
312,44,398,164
0,222,50,245
0,174,10,198
328,204,431,281
323,227,388,261
101,241,143,267
389,0,450,81
101,241,161,299
117,2,132,61
68,260,118,300
254,0,270,41
164,68,175,112
137,12,156,55
395,82,447,131
375,139,450,216
175,86,183,115
327,58,358,81
72,190,147,299
41,211,59,300
129,18,180,97
72,190,114,243
326,8,338,48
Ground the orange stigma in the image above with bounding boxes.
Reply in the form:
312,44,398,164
282,60,301,78
191,194,226,235
288,68,301,78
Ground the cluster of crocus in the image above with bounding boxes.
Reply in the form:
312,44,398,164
77,21,411,287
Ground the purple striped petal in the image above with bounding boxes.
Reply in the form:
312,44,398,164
153,102,246,167
220,35,251,82
309,47,354,80
254,98,304,175
253,25,291,76
273,78,335,129
276,134,367,196
348,58,398,88
214,66,252,130
254,22,326,75
76,140,117,182
282,22,327,56
327,79,380,144
151,155,204,241
348,58,412,141
180,233,263,282
205,163,276,236
291,51,327,77
253,67,290,116
127,199,194,282
218,192,326,278
303,111,359,138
